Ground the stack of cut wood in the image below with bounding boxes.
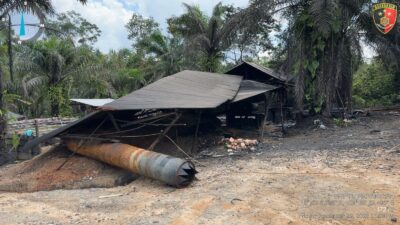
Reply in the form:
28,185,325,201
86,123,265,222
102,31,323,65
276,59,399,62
222,137,259,152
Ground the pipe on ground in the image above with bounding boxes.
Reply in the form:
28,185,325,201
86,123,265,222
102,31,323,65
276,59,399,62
65,139,197,187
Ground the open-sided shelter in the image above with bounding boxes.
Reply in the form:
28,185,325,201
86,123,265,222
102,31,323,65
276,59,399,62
23,70,278,155
225,61,294,125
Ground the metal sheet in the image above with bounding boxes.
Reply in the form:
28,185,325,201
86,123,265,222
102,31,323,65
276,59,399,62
70,98,114,107
233,80,278,103
226,61,293,84
102,70,243,110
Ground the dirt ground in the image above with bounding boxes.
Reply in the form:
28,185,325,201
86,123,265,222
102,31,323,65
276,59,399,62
0,112,399,225
0,145,137,193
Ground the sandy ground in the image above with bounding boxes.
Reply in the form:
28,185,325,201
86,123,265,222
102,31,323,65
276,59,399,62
0,112,399,225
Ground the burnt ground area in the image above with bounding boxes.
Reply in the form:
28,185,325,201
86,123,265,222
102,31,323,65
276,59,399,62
0,111,399,225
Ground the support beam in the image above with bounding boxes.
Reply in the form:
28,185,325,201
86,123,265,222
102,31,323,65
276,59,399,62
280,90,285,134
121,112,176,128
190,111,202,155
260,93,270,141
108,113,120,131
148,113,182,151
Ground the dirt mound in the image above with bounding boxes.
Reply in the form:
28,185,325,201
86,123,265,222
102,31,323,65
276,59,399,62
0,145,137,192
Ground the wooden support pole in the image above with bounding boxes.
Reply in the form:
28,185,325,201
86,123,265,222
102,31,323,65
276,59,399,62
260,93,270,141
34,119,39,137
148,113,182,151
108,113,120,131
190,111,202,155
280,90,285,134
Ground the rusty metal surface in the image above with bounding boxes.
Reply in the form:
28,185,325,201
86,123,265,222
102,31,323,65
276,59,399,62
65,140,197,187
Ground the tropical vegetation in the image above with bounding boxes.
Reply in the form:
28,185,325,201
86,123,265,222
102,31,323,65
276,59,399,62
0,0,399,148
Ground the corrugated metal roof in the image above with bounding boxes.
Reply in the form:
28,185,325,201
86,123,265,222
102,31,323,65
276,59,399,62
245,61,287,82
226,61,293,83
233,80,278,103
70,98,114,107
22,71,270,150
102,70,243,110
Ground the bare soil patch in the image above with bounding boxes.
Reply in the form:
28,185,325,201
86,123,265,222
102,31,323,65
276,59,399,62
0,112,399,225
0,145,136,192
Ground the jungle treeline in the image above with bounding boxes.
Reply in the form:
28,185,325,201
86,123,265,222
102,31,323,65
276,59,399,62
0,0,399,120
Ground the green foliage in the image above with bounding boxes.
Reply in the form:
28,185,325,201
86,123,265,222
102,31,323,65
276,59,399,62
14,37,90,116
166,2,272,72
126,14,160,45
46,11,102,46
267,0,365,115
47,84,72,116
136,32,185,77
333,118,352,127
9,133,20,152
1,0,398,123
353,59,399,107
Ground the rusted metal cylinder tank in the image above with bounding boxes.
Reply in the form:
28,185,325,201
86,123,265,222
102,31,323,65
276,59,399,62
65,140,197,187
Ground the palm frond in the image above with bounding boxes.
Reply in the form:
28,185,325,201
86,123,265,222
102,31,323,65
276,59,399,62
310,0,338,37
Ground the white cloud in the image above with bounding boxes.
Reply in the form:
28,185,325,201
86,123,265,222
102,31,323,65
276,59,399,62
134,0,249,31
52,0,249,52
53,0,132,52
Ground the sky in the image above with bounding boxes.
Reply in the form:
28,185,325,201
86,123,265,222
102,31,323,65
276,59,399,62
51,0,250,52
11,0,374,58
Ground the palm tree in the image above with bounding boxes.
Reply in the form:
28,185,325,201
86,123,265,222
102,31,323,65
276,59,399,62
105,49,145,97
266,0,368,115
137,32,184,80
0,0,87,18
74,49,137,99
0,31,8,151
167,3,242,72
0,0,87,149
16,37,89,116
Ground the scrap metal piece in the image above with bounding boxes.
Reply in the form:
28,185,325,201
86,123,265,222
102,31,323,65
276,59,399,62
65,140,197,187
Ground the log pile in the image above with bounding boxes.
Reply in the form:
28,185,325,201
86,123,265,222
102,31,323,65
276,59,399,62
221,137,259,152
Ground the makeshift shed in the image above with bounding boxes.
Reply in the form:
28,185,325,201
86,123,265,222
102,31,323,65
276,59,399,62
226,61,293,125
227,80,279,129
23,70,277,155
225,61,292,86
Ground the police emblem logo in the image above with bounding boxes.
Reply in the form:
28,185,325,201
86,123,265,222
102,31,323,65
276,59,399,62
372,3,398,34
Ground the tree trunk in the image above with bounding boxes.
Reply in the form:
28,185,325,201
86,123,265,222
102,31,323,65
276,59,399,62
50,101,59,117
8,14,14,83
206,51,217,72
0,66,6,152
